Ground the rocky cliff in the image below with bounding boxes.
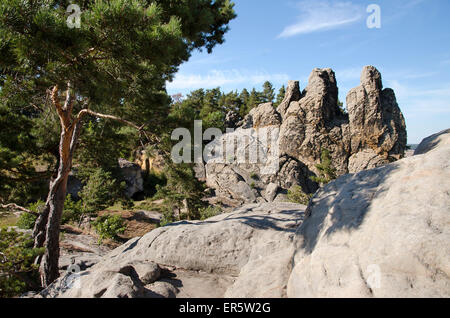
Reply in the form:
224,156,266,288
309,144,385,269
202,66,407,205
37,129,449,298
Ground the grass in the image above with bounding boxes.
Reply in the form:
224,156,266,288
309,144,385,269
0,212,19,228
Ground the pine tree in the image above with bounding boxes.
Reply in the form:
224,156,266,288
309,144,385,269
239,88,250,117
262,81,275,103
246,88,263,113
0,0,236,286
310,149,337,185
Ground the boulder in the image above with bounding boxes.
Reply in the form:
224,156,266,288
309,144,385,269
263,183,278,202
347,148,388,173
224,110,241,129
245,102,281,128
414,128,450,155
39,202,306,298
279,68,349,176
118,158,144,198
287,130,450,297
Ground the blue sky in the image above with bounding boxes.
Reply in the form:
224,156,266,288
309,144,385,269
166,0,450,144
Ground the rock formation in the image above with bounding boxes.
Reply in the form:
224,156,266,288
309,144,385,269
36,129,450,298
203,66,407,205
38,202,306,298
288,128,450,297
118,158,144,198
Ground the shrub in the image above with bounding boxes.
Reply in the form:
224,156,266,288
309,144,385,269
159,208,175,227
287,185,312,205
199,206,222,220
16,212,37,230
310,149,336,185
16,200,44,230
143,171,167,198
61,195,83,225
0,228,44,297
92,214,126,244
78,168,119,214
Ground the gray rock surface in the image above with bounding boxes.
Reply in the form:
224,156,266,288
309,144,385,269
414,128,450,155
276,80,301,120
287,130,450,297
38,131,450,298
40,202,306,298
225,110,241,129
347,66,407,163
205,66,407,205
118,158,144,198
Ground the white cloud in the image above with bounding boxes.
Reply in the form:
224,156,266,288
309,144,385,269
167,70,290,91
278,1,363,38
387,80,450,115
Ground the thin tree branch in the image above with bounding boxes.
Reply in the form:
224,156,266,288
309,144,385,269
75,109,143,131
0,204,39,217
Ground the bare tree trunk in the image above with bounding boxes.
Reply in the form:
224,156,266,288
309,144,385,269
32,83,147,287
32,84,80,287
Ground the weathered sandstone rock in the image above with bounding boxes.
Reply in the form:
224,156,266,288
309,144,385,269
205,66,407,204
118,158,144,198
287,130,450,297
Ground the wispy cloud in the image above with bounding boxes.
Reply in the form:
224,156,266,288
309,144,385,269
167,70,290,91
387,80,450,115
278,1,363,38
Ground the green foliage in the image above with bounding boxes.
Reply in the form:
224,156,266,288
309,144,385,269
61,195,83,225
338,99,347,115
310,149,337,185
154,163,206,221
78,168,119,215
262,81,275,103
0,0,236,208
92,214,126,244
143,171,167,198
75,121,139,171
16,213,37,230
199,206,222,220
159,208,176,227
16,200,44,230
287,185,312,205
0,228,44,298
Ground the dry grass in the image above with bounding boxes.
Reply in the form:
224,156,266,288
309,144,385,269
0,212,19,228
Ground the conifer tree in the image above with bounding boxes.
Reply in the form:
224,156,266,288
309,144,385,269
0,0,235,286
310,149,337,185
262,81,275,103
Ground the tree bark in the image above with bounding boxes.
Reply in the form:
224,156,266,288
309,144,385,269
32,83,148,287
32,84,80,287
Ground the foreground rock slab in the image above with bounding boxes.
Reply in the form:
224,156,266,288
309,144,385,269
288,129,450,297
41,202,306,298
38,130,449,298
